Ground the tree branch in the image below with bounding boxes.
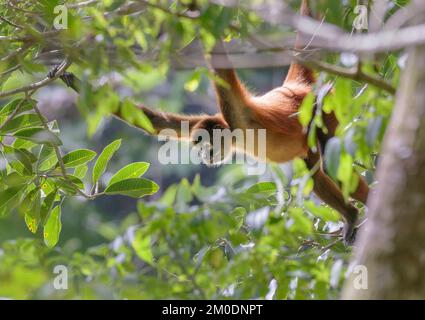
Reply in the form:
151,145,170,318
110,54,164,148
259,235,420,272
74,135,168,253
0,15,24,29
0,58,72,99
67,0,99,9
0,30,60,43
295,57,396,94
32,100,95,200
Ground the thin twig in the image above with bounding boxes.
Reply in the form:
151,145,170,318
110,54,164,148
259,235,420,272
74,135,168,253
320,238,342,253
0,58,72,99
32,100,94,200
6,1,42,15
1,57,96,200
0,43,32,63
0,30,60,43
163,231,207,299
0,15,24,29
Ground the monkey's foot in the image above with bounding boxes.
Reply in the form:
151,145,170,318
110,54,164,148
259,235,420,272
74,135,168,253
342,222,357,246
60,72,75,88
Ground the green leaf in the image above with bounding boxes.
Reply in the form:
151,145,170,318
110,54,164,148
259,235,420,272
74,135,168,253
40,190,57,225
0,113,42,133
3,146,34,175
231,207,247,229
24,189,41,234
158,184,177,206
13,127,62,146
184,70,201,92
3,172,32,187
324,137,341,180
131,229,154,265
92,139,121,184
2,71,33,95
304,200,339,222
120,99,154,134
289,208,313,235
246,182,277,196
344,129,357,157
0,98,35,117
12,138,37,150
0,186,24,217
176,178,193,207
104,178,159,198
55,175,85,194
44,205,62,248
332,79,352,126
74,165,88,179
108,162,150,186
41,179,57,196
337,153,355,199
366,116,383,148
38,145,58,171
62,149,96,168
298,92,315,127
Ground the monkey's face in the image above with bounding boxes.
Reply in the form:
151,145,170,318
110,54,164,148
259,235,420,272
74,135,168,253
191,117,231,166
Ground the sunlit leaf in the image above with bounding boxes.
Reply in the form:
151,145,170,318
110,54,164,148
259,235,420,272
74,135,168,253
299,92,315,128
43,205,62,248
104,178,159,198
13,127,62,146
0,185,24,217
62,149,96,168
38,145,58,171
108,162,150,186
246,182,277,196
304,200,339,222
131,229,154,265
92,139,121,184
40,190,57,225
74,165,88,179
0,98,35,117
0,113,42,134
24,190,41,234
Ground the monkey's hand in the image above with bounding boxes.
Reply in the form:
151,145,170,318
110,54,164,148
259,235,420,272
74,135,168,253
47,64,60,79
60,72,76,89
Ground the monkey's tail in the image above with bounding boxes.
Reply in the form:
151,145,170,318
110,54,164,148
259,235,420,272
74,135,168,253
283,0,315,85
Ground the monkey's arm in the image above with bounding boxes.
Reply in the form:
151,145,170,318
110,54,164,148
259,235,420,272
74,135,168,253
304,148,359,245
209,41,253,130
58,72,215,139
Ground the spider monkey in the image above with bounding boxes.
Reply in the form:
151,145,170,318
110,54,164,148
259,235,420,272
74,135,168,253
112,0,369,244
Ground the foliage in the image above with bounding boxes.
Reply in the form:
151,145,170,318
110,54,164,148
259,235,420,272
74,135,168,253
0,99,158,245
0,170,353,299
0,0,405,299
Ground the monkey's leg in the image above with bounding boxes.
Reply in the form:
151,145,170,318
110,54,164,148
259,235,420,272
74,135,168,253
318,111,370,205
304,150,359,245
350,174,369,204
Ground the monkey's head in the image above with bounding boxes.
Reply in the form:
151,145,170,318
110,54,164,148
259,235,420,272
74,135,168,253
191,115,232,166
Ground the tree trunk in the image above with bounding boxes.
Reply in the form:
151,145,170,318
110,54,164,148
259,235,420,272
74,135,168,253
342,44,425,299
